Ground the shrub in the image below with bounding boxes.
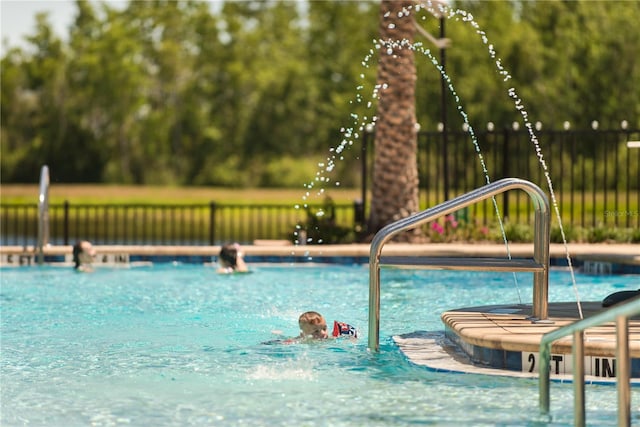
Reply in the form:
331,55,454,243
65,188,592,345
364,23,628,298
292,196,356,244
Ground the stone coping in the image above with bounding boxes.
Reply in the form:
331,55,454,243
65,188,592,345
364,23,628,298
1,243,639,262
441,302,640,357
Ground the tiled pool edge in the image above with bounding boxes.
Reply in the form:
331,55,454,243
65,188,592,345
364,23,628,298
443,325,640,378
393,331,640,386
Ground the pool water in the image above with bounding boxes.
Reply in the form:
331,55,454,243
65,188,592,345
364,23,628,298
1,264,638,426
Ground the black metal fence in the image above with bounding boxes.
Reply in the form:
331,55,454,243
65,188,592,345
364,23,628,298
360,127,639,229
2,202,203,246
1,128,638,246
0,201,359,246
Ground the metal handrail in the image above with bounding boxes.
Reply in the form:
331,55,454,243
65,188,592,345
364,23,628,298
539,296,640,427
368,178,550,351
36,165,50,265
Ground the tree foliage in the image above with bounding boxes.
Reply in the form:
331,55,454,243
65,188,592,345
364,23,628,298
1,0,638,185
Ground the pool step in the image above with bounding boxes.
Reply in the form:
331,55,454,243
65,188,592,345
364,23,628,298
379,256,545,272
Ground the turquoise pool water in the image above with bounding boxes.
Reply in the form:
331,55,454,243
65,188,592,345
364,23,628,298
1,265,638,426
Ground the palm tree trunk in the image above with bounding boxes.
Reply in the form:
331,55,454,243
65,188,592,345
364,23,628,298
368,0,423,242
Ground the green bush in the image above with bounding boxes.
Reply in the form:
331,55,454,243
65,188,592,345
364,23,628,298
502,223,533,243
292,196,356,244
587,227,622,243
421,217,638,244
550,225,578,243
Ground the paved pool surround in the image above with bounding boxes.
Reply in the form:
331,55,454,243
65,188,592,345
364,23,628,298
1,243,639,273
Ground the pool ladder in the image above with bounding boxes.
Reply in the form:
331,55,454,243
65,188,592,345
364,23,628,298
539,296,639,427
37,165,50,265
368,177,635,425
368,177,551,352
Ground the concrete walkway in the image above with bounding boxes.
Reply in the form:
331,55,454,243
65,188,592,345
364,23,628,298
1,242,639,263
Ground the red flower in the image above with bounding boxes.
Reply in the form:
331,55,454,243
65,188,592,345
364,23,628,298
431,221,444,234
445,214,458,229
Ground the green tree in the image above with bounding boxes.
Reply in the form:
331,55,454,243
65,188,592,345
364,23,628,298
1,0,638,186
521,0,640,128
0,13,70,181
66,1,148,183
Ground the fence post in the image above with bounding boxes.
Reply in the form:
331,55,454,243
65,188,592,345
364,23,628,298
361,129,370,227
502,128,510,219
64,200,70,245
353,199,364,227
209,201,216,245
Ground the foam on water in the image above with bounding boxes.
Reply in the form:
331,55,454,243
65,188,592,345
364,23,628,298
246,361,317,381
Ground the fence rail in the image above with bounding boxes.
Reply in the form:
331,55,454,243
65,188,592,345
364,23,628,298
1,201,359,246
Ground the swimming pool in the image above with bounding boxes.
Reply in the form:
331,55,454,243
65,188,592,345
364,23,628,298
1,264,638,426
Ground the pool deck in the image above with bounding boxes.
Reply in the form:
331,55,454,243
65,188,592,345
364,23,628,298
1,242,639,266
442,301,640,357
3,242,639,381
2,242,639,275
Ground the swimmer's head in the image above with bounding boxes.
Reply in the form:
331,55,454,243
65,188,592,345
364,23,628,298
219,243,239,268
72,240,96,270
298,311,328,339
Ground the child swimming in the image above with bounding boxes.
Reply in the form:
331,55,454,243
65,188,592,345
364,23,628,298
264,311,357,344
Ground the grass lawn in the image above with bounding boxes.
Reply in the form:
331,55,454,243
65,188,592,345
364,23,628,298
1,184,363,205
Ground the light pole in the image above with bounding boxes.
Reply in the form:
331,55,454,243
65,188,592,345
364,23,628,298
439,15,449,201
416,1,451,200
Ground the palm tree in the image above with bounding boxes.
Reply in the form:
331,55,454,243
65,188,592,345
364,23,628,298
367,0,423,242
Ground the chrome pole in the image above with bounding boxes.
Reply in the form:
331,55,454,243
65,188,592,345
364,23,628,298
37,165,50,265
573,330,585,427
616,315,631,427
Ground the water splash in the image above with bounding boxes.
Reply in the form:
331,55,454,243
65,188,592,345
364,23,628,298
300,29,527,303
431,4,583,318
378,36,523,304
296,48,380,246
298,3,582,320
247,362,317,381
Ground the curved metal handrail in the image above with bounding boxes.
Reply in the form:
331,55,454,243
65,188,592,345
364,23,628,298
36,165,50,265
539,296,640,426
368,177,550,351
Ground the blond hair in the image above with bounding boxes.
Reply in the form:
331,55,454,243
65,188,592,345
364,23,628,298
298,311,325,327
